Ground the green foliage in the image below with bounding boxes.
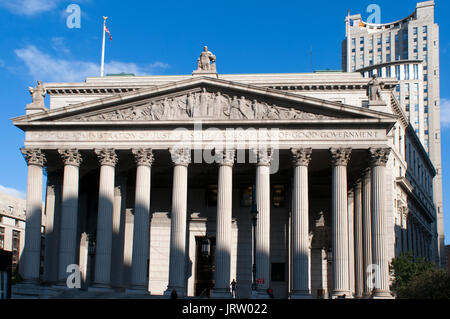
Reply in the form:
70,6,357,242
399,270,450,299
390,252,450,299
11,268,23,285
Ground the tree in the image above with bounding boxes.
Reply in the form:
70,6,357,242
390,252,450,299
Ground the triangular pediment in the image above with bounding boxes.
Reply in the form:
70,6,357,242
12,77,396,125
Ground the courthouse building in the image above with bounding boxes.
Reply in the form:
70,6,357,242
12,48,438,299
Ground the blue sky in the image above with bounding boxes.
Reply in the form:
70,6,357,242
0,0,449,243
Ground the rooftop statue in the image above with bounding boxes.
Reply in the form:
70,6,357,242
367,74,383,102
28,80,46,107
194,46,217,74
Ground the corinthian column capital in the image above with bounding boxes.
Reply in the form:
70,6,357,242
58,149,83,167
169,148,191,166
291,148,312,167
252,148,274,167
132,148,154,167
368,148,391,167
95,149,118,167
215,149,235,167
20,148,46,167
329,148,352,167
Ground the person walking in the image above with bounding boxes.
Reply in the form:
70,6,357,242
230,279,237,299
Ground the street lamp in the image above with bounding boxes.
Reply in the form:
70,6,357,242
250,186,258,292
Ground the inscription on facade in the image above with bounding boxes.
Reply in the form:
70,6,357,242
27,129,380,143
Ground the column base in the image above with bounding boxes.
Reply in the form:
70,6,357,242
125,287,150,295
331,290,352,299
12,283,60,299
371,290,394,299
290,291,312,299
88,284,115,293
211,289,232,299
251,289,272,299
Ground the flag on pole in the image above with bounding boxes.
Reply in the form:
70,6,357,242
105,24,112,41
347,10,354,26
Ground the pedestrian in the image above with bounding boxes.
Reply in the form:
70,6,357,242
171,288,178,299
230,279,237,298
267,288,274,299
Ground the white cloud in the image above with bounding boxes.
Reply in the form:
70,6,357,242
0,185,26,199
440,98,450,129
51,37,71,55
14,45,169,82
0,0,60,16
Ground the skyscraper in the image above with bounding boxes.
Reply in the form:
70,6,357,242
343,0,445,268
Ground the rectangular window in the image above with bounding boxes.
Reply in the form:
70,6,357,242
415,104,419,112
404,65,410,80
12,230,20,271
386,66,391,77
240,186,253,207
360,37,364,45
352,38,356,47
272,185,286,207
413,64,419,80
395,65,401,80
413,27,418,35
423,25,428,34
0,227,4,250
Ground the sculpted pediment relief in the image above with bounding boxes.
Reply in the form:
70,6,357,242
69,89,338,122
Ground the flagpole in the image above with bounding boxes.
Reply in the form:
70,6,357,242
100,16,107,77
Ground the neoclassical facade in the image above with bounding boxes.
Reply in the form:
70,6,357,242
12,53,438,299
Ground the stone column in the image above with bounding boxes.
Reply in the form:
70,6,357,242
402,209,408,253
165,148,191,297
57,149,83,284
92,149,118,289
353,181,364,298
369,147,392,298
348,189,355,297
212,149,235,298
43,171,61,284
290,148,312,299
129,149,154,293
361,168,372,298
254,148,273,297
329,147,352,298
111,174,127,289
407,217,413,254
20,148,46,284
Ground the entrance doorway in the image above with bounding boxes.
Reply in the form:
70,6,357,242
194,237,216,297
